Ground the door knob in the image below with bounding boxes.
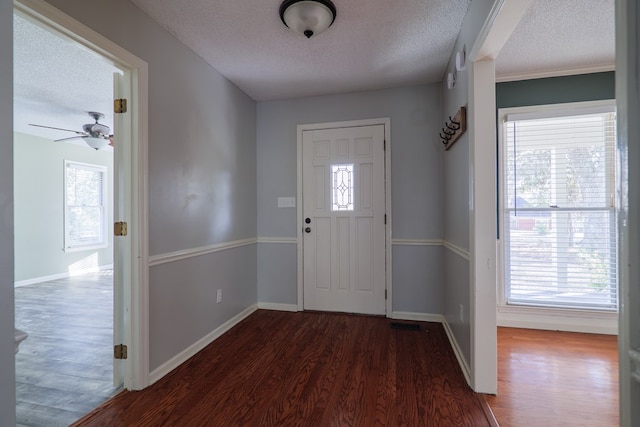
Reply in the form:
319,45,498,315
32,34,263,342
305,227,311,233
305,218,311,224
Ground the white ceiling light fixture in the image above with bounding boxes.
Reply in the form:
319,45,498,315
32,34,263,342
279,0,337,39
83,137,110,151
28,111,113,150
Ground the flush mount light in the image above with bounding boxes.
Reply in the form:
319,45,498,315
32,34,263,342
280,0,336,39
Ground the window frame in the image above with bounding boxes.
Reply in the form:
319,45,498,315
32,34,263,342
497,99,618,313
63,160,109,252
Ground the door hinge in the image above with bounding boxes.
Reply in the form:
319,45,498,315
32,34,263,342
114,221,128,237
384,214,387,225
114,98,128,114
385,289,388,300
114,344,128,359
384,139,386,150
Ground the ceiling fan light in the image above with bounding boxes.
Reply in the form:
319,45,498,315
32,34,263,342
280,0,336,39
83,136,109,150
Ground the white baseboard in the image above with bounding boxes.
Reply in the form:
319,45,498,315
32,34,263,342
257,302,299,312
149,305,258,385
442,319,471,386
14,264,114,287
497,305,618,335
390,311,444,322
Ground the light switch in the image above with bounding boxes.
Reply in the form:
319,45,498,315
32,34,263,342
277,197,296,208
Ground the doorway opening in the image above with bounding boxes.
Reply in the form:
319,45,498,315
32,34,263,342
13,0,148,423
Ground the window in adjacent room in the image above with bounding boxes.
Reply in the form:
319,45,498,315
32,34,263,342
499,101,617,311
64,160,108,251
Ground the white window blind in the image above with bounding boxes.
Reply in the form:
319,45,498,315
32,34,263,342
502,106,617,310
64,161,108,251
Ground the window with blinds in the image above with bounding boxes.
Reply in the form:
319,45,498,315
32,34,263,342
64,161,108,251
500,103,617,311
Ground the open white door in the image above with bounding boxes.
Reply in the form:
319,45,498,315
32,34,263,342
112,71,132,387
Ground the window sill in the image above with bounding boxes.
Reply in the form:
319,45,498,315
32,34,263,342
497,303,618,335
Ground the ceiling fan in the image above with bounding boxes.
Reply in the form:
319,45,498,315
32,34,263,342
29,111,113,150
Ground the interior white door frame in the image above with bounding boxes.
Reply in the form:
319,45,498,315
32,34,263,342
296,118,392,316
615,1,640,425
14,0,150,390
466,0,533,394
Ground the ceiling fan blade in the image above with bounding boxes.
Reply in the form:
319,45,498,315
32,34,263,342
28,123,86,135
54,135,85,142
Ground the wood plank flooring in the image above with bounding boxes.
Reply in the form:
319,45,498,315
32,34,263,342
485,327,619,427
73,310,492,426
14,271,120,427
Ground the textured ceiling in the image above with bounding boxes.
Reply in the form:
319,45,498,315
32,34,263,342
496,0,615,79
13,14,120,143
128,0,471,101
13,0,616,141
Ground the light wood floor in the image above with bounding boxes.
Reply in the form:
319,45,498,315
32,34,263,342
14,271,120,427
486,327,619,427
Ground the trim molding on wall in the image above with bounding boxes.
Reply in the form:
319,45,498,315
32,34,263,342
497,305,618,335
391,238,442,246
259,237,444,246
257,302,299,312
443,240,471,260
496,64,616,83
257,237,298,244
390,312,444,322
14,264,114,288
442,318,471,385
149,238,257,267
149,304,258,385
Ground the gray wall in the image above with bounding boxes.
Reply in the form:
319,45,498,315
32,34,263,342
257,85,445,314
0,3,14,424
41,0,258,372
440,0,498,369
496,72,615,108
13,133,114,282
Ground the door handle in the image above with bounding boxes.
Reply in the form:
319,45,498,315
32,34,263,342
305,227,311,233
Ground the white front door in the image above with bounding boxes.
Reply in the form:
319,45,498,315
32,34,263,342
302,124,386,315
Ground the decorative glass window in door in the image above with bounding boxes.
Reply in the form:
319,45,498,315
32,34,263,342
332,164,354,211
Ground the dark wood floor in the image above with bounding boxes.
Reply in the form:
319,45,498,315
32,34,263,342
486,327,619,427
14,270,120,427
73,310,492,426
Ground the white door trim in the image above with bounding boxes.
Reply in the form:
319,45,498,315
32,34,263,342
15,0,150,390
296,118,392,316
616,0,640,425
466,0,533,394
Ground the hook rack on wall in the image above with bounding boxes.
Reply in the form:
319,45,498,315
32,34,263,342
440,106,466,151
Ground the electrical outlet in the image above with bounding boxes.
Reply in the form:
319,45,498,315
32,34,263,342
216,289,222,304
459,304,464,323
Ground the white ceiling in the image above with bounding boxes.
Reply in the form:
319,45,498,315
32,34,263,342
129,0,471,101
495,0,615,79
13,14,120,143
13,0,615,140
